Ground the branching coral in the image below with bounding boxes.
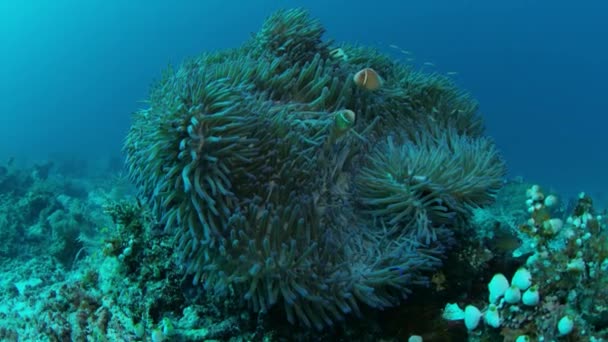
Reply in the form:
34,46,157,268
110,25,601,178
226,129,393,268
124,8,506,330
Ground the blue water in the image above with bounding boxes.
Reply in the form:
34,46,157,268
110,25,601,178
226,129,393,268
1,0,606,202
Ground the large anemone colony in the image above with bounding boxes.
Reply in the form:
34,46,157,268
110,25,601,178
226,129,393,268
124,8,506,330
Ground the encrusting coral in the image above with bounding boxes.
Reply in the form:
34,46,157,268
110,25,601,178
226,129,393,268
124,8,506,330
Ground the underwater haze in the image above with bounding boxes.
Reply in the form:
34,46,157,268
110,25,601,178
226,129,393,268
3,1,608,340
1,0,607,199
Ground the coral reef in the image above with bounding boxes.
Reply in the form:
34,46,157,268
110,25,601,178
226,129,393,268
0,185,259,341
442,182,608,341
0,159,107,263
0,8,521,342
124,7,506,331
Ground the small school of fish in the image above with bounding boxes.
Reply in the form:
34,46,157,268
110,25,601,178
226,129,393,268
388,43,460,77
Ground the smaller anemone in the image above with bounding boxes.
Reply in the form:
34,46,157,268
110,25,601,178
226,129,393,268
355,128,506,240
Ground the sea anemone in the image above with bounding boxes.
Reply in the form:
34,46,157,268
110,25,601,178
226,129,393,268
124,8,505,331
355,128,506,242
